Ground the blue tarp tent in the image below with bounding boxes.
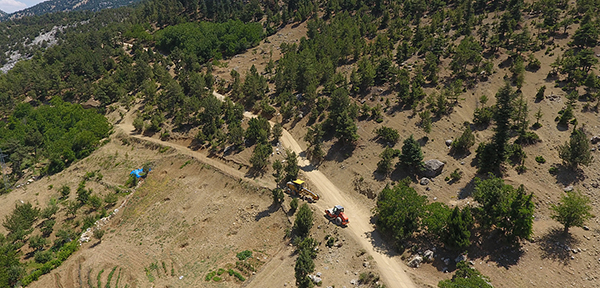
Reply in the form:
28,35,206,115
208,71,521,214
130,168,151,178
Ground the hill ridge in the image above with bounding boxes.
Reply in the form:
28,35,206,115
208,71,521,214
1,0,141,21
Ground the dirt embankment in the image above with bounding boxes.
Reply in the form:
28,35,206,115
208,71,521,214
115,93,416,287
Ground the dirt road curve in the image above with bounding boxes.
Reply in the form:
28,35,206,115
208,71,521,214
278,128,415,288
116,93,416,288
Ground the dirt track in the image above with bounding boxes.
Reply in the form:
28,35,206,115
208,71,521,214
116,94,416,288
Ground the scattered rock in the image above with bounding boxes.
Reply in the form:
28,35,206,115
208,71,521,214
591,136,600,144
408,255,423,268
424,250,434,262
423,159,445,177
363,262,370,268
308,275,322,284
316,272,322,277
455,254,466,263
350,279,357,285
564,186,574,192
445,139,453,146
442,267,448,273
443,258,450,265
420,178,430,185
572,249,578,254
584,226,590,231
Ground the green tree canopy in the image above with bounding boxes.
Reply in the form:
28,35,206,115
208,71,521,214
443,207,473,251
439,261,493,288
375,180,427,245
293,203,314,239
551,190,593,234
473,175,534,243
2,202,40,242
398,135,424,174
558,128,593,169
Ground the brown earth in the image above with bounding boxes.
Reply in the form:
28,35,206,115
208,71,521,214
2,17,600,288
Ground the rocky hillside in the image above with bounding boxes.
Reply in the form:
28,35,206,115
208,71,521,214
0,0,141,21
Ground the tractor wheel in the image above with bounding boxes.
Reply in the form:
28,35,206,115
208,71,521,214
335,217,342,226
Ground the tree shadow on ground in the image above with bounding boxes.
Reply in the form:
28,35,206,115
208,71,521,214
325,141,355,163
556,123,570,132
468,230,525,269
457,177,477,199
538,227,579,265
372,170,389,182
246,167,266,179
449,149,472,161
552,164,585,186
255,202,281,222
388,166,414,184
365,215,401,258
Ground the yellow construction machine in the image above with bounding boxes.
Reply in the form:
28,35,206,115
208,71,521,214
285,179,320,202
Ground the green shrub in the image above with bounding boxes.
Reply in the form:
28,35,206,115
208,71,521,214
125,174,138,188
59,185,71,199
451,127,476,153
450,169,462,181
217,268,226,276
34,250,54,264
515,131,540,145
535,156,546,163
236,250,253,261
228,269,246,281
290,198,299,213
205,271,216,281
374,126,400,144
82,215,97,230
549,167,559,174
473,107,493,126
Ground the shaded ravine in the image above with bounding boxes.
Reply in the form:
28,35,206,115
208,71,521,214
116,94,416,288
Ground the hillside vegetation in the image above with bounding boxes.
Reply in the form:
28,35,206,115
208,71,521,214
0,0,599,287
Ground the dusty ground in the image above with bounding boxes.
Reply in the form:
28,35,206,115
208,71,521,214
2,16,600,288
200,19,600,288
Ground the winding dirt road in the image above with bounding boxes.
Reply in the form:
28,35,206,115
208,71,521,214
115,93,415,288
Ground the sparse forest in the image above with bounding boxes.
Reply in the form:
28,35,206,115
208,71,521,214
0,0,598,286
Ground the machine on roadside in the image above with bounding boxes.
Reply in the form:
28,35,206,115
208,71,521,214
325,205,349,226
285,179,320,202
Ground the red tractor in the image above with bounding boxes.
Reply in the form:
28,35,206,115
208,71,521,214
325,205,349,226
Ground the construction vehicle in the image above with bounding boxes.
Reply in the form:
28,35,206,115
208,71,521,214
325,205,349,226
285,179,320,202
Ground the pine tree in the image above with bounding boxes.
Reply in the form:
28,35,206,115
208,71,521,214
451,126,476,154
558,128,593,169
506,185,534,242
477,83,515,173
293,203,314,239
492,83,514,166
284,150,299,182
295,248,315,288
443,207,472,251
551,191,593,234
398,135,424,174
